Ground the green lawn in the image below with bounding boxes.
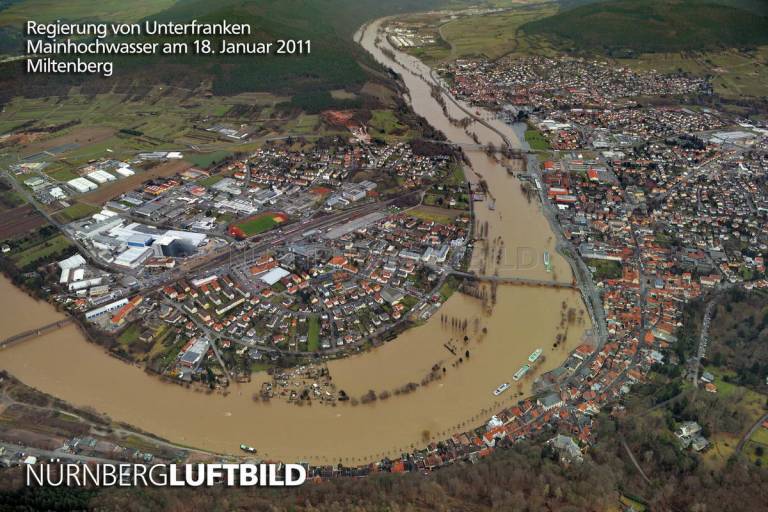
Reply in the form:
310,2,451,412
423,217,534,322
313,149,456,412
750,426,768,445
585,258,622,280
235,214,279,237
118,323,142,346
369,110,409,140
525,128,551,151
745,440,768,466
197,174,226,188
307,316,320,352
446,164,466,187
705,366,767,420
437,276,460,302
400,295,419,311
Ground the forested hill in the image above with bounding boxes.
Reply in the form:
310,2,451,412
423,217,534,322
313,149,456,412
0,0,448,101
523,0,768,55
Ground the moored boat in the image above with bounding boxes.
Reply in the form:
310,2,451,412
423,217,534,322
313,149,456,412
528,348,543,363
513,364,530,381
240,444,257,453
493,383,510,396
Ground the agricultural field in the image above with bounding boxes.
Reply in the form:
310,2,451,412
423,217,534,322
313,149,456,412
0,205,45,239
0,88,287,170
403,2,557,63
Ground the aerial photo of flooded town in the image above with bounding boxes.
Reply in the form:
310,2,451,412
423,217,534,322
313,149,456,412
0,0,768,510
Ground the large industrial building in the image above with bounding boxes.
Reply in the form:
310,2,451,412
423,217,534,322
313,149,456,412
70,209,208,268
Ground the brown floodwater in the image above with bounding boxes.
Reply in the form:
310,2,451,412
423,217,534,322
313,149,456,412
0,18,589,464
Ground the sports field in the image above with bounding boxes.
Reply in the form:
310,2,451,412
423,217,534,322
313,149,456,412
228,212,287,239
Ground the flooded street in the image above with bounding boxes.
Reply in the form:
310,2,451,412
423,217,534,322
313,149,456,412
0,17,589,464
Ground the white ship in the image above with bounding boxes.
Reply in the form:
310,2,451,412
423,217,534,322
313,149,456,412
493,383,510,396
528,348,543,363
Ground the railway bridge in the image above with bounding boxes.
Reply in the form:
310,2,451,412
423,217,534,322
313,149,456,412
0,318,73,349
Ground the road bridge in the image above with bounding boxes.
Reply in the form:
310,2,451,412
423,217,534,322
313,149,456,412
449,271,577,290
0,318,73,349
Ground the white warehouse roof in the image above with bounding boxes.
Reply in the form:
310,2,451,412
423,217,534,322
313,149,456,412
67,177,98,193
259,267,290,286
58,254,86,269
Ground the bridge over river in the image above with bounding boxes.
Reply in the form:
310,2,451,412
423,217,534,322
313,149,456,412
448,270,577,290
0,318,73,349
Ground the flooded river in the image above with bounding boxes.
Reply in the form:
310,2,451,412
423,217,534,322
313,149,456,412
0,18,589,464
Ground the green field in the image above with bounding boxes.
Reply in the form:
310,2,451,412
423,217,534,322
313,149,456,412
750,426,768,446
233,213,282,237
294,114,320,134
196,174,226,187
408,206,459,225
437,276,460,302
405,3,557,63
45,167,80,182
187,152,233,169
307,316,320,352
524,128,551,151
11,234,71,268
585,258,622,280
704,366,766,417
55,202,100,222
369,110,410,141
